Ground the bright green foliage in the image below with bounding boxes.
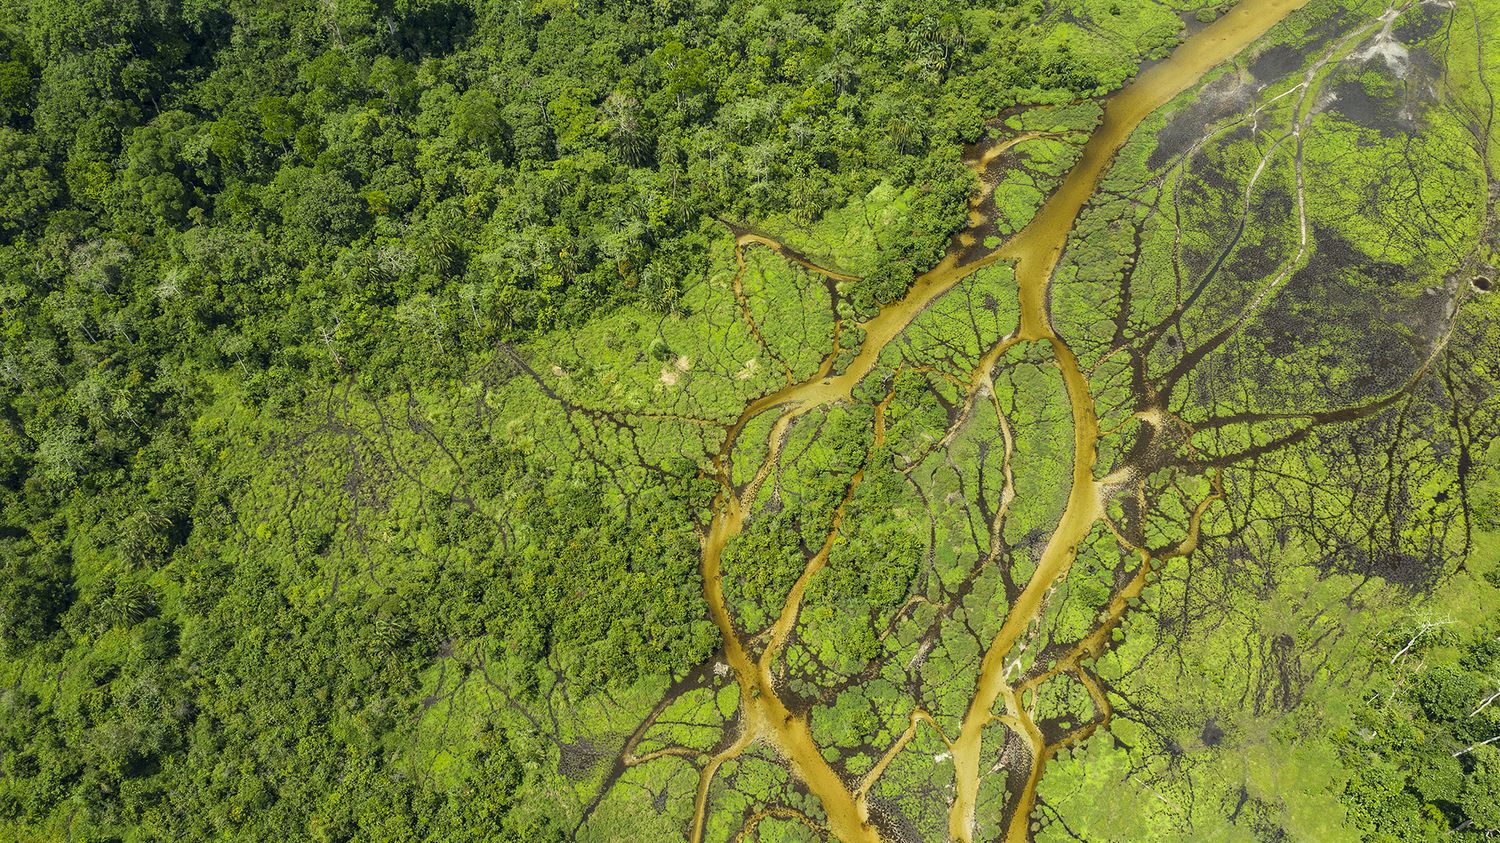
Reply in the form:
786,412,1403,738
1,0,1498,841
0,0,1210,838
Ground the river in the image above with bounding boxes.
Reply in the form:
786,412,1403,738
692,2,1313,841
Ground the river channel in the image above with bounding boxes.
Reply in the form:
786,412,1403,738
693,2,1313,841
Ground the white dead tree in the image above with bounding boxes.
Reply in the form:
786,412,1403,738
1452,733,1500,758
1472,682,1500,718
1389,617,1456,665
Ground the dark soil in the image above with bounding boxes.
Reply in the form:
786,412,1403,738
1201,718,1225,747
868,796,923,843
1250,44,1304,83
558,739,607,780
1331,79,1404,138
1147,75,1254,171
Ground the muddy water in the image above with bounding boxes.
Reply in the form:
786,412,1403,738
1001,0,1314,337
694,1,1311,841
952,2,1312,840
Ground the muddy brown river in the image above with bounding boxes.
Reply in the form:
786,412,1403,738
694,2,1313,841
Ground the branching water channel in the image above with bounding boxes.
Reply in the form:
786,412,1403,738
571,0,1490,839
690,3,1315,841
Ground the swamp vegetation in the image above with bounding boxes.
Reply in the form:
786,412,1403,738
1,0,1499,841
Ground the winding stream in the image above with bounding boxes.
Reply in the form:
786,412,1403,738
693,2,1313,840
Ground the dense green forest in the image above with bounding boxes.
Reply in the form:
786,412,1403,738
1,0,1497,840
